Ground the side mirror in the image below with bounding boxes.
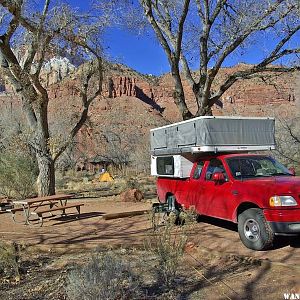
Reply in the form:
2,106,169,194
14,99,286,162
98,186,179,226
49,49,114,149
212,172,225,183
289,167,296,176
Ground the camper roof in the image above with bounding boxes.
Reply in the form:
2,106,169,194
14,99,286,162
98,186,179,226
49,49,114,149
150,116,275,156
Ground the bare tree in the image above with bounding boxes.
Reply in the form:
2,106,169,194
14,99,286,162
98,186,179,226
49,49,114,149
0,0,107,195
296,73,300,110
95,129,141,166
275,117,300,166
274,74,300,166
138,0,300,119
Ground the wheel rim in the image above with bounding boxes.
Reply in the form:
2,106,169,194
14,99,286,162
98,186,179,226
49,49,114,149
243,218,260,242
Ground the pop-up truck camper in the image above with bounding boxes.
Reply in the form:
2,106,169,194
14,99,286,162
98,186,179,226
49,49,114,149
150,116,300,250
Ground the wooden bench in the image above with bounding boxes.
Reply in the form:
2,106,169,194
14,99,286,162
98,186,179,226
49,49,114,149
7,202,58,223
31,203,84,226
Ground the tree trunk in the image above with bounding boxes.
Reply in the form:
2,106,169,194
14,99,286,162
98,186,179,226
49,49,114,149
196,105,213,116
36,154,55,196
195,94,213,116
173,88,194,120
171,65,193,120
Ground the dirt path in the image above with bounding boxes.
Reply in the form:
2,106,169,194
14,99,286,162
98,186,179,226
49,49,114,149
0,197,299,267
0,197,152,252
1,196,300,299
189,216,300,269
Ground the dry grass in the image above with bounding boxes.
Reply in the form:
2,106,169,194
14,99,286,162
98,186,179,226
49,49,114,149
0,242,20,281
66,251,141,300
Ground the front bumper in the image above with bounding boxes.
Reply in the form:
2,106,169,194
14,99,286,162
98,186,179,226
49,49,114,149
264,208,300,234
268,221,300,234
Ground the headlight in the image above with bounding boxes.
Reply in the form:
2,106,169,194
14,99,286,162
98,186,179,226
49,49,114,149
269,196,297,207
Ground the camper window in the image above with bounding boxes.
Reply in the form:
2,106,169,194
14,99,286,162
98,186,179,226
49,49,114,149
157,156,174,175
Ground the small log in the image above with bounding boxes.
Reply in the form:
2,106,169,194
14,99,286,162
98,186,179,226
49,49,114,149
103,209,150,220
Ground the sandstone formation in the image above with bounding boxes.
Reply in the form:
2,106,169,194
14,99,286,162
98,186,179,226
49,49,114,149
100,64,298,121
104,76,137,98
1,58,296,118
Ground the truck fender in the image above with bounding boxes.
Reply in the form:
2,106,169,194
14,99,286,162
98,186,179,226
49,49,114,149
233,201,260,223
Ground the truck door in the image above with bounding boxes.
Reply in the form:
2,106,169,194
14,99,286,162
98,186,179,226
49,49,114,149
202,158,234,220
184,161,205,212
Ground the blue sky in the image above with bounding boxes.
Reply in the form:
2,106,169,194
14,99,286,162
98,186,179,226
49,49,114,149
64,0,299,76
103,28,170,75
65,0,170,75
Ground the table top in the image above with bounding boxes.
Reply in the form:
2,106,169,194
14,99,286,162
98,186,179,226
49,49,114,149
12,194,73,205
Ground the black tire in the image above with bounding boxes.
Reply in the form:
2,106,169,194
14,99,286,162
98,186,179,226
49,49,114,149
238,208,274,251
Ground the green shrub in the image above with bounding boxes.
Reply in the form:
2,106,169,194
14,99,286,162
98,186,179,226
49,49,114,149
66,252,140,300
0,152,38,199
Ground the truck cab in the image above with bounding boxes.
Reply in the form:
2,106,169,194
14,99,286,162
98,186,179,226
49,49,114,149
156,153,300,250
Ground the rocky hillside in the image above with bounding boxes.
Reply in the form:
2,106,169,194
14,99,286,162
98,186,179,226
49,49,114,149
97,63,299,121
0,58,299,165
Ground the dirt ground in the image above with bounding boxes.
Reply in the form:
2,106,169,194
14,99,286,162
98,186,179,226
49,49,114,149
0,195,299,299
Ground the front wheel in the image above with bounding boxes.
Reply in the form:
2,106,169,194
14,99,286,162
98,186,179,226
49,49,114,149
238,208,274,251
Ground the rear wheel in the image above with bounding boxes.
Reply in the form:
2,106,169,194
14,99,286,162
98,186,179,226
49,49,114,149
238,208,274,250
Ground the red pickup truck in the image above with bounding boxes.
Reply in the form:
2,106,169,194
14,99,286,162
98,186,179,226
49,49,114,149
156,153,300,250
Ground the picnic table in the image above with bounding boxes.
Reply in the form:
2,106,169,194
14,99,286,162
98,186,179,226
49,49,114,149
9,194,84,226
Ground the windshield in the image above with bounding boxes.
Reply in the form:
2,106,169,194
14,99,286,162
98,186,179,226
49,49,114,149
226,156,292,179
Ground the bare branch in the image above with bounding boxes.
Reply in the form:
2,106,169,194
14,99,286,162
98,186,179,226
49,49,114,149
210,0,227,24
180,54,195,87
0,0,37,33
141,0,173,60
176,0,190,59
211,1,287,79
257,25,300,67
23,0,51,72
54,56,103,162
210,66,300,106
